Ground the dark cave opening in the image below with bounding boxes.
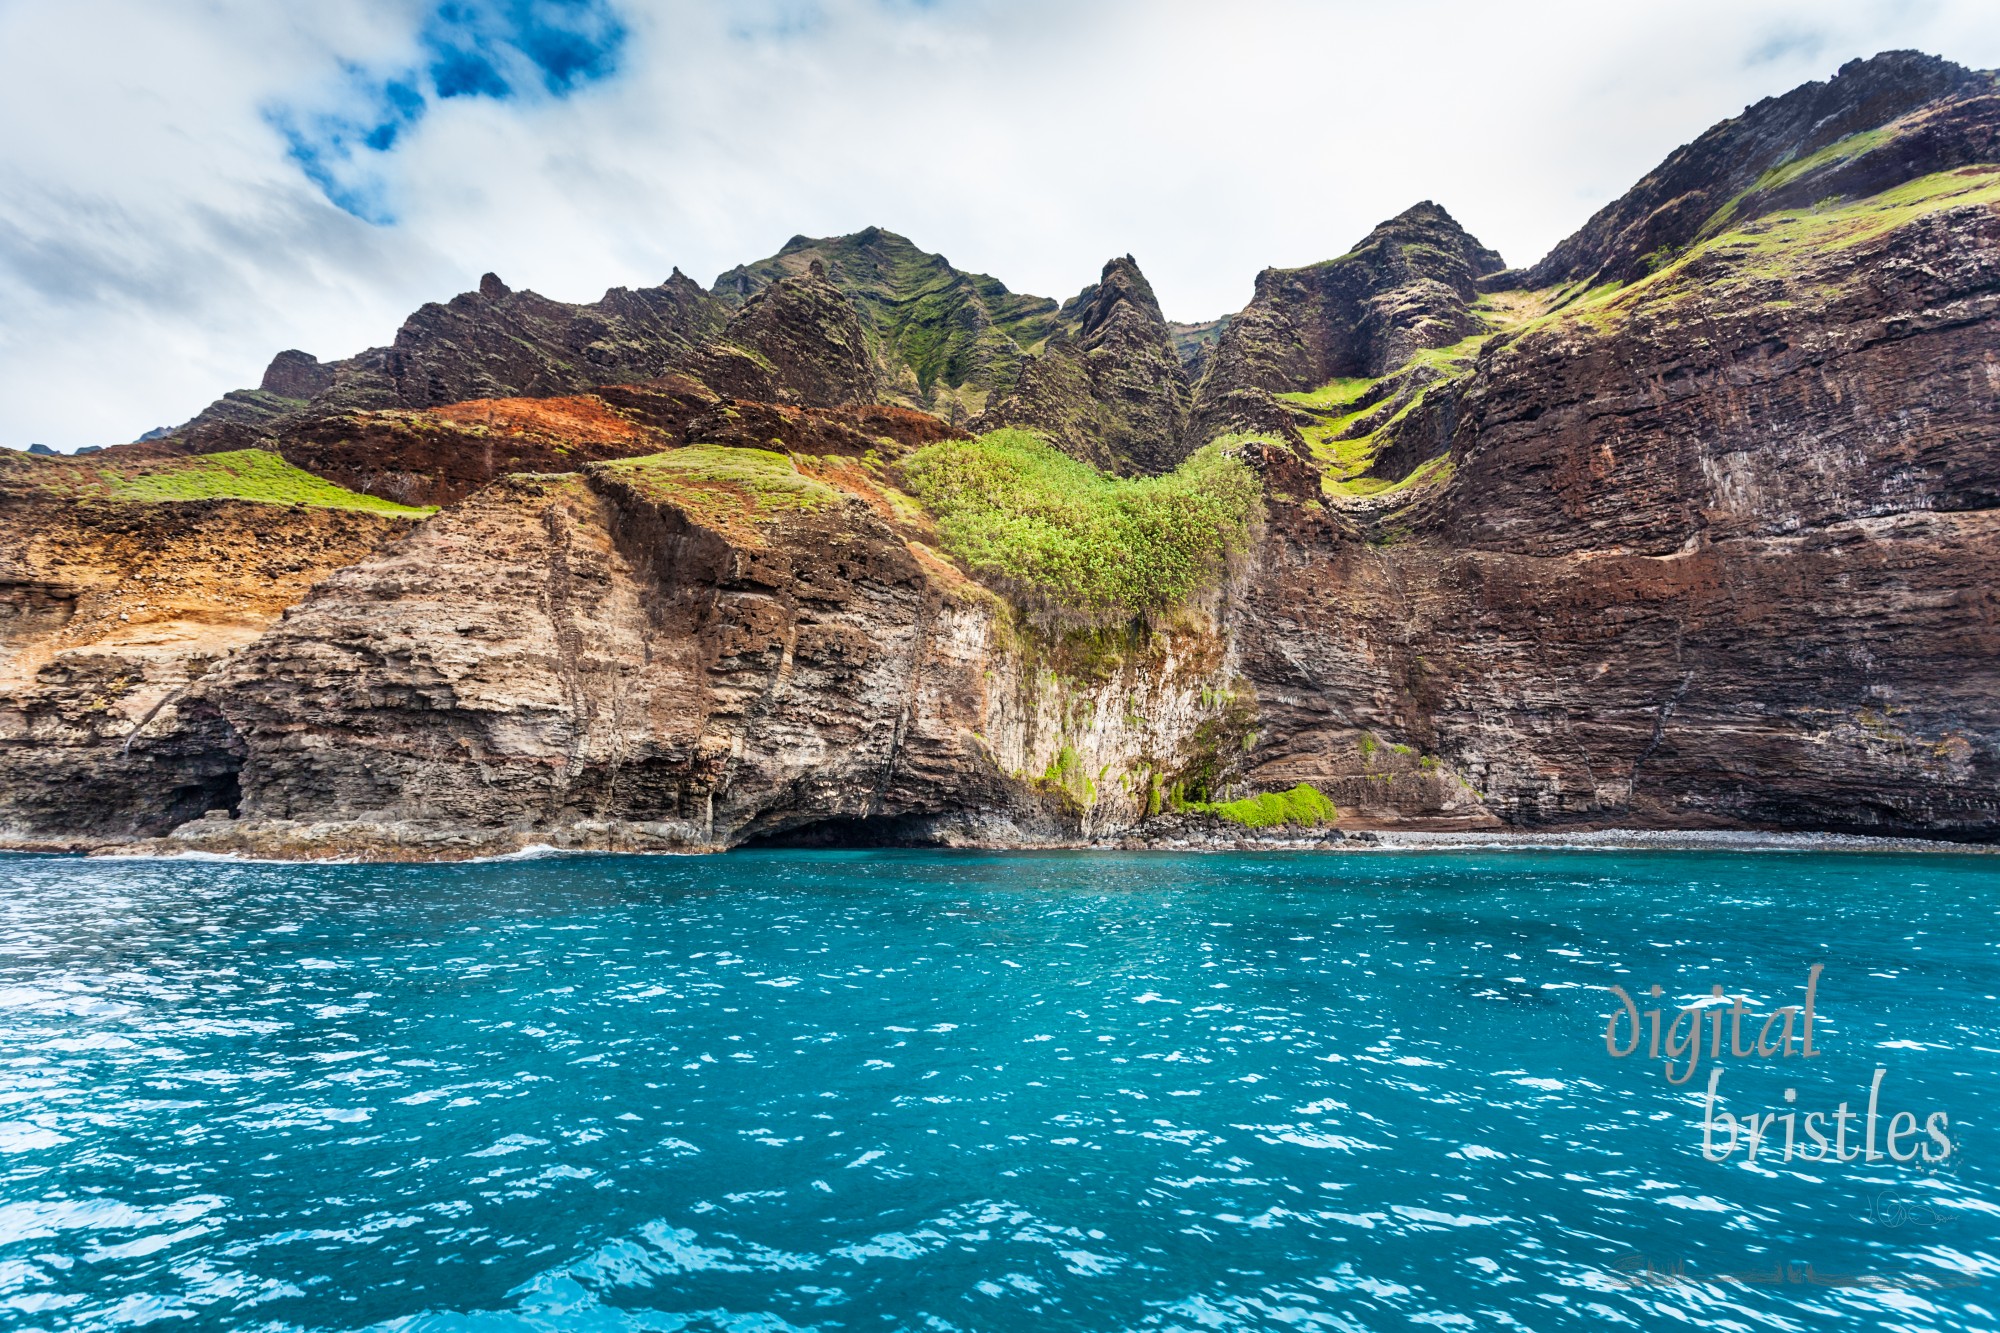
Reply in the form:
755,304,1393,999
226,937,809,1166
735,813,952,849
153,767,242,836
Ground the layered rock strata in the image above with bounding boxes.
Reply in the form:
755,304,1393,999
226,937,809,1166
151,460,1245,858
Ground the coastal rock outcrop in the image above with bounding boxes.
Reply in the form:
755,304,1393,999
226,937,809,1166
6,49,1999,855
0,460,420,846
154,454,1243,858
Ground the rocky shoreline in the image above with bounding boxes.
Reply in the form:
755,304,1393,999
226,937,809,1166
9,815,1992,864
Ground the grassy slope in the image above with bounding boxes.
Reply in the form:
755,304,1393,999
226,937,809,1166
91,449,433,515
591,445,840,544
901,428,1260,619
1527,165,2000,333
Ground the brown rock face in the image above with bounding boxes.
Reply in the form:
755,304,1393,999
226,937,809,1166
0,487,416,846
1231,177,2000,839
154,461,1239,859
252,384,965,511
345,267,732,412
259,349,335,400
979,256,1195,473
267,394,674,508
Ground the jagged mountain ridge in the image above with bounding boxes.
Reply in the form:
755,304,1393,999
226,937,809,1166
178,269,727,448
971,256,1196,475
711,226,1063,422
7,49,2000,855
164,48,1998,482
1530,49,2000,286
167,206,1512,482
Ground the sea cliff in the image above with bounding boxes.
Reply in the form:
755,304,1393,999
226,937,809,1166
4,51,1997,856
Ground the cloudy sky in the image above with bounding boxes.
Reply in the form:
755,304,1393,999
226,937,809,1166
3,0,1997,449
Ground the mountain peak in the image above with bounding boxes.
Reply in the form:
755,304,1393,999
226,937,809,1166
1065,255,1165,340
978,252,1192,474
1349,202,1506,277
1529,48,1997,286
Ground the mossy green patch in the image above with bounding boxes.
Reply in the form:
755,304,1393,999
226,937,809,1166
1188,782,1335,829
1698,168,2000,275
105,449,433,515
594,445,840,538
901,429,1261,619
1276,376,1378,410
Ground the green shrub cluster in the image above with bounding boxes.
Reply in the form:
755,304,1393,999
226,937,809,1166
901,429,1260,618
1190,783,1335,829
596,446,837,515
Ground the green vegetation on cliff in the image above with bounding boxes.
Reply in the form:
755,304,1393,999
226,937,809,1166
105,449,433,515
1265,326,1490,499
1701,166,2000,274
593,446,839,539
1536,167,2000,336
1186,782,1335,828
902,429,1260,618
1697,126,1896,239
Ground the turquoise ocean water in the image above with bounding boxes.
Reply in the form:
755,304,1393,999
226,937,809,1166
0,848,1996,1331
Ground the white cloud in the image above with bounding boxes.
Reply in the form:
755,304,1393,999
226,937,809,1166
4,0,1998,448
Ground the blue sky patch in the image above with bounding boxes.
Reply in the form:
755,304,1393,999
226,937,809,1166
271,0,628,223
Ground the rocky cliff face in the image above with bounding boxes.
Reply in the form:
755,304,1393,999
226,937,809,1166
119,454,1243,858
1222,61,2000,840
1188,202,1506,445
8,49,1999,855
977,256,1194,474
0,457,419,846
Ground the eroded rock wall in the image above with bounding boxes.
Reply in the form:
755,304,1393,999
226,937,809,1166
1229,193,2000,839
156,470,1243,858
0,496,417,846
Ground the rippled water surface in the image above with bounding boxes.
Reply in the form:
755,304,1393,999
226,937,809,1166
2,848,1997,1332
